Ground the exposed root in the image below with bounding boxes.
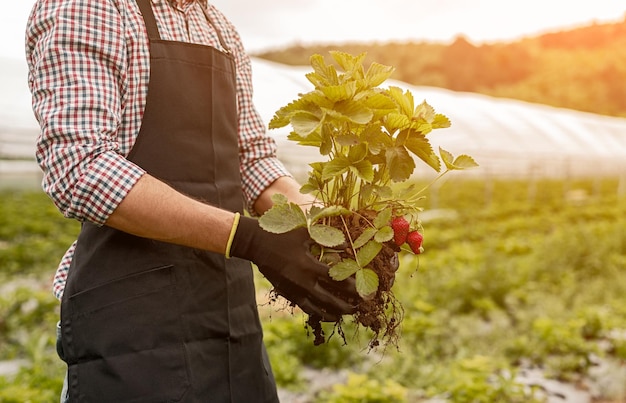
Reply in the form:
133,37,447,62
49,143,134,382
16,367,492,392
306,210,407,350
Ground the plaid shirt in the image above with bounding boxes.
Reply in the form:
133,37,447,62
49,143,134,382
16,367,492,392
25,0,291,300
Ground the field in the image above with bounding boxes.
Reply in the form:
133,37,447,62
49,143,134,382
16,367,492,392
1,177,625,402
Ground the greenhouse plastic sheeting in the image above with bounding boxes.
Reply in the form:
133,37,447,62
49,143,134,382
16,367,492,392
1,56,625,179
250,58,626,179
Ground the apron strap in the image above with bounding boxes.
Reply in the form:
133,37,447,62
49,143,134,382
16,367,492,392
200,6,231,54
136,0,232,54
136,0,162,41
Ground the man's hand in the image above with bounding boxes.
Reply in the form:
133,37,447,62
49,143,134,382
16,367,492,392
229,216,359,322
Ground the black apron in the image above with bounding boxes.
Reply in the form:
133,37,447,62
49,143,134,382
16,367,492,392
59,1,278,401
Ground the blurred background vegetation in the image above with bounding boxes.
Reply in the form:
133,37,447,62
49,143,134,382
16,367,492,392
255,18,626,118
2,176,625,401
2,18,626,403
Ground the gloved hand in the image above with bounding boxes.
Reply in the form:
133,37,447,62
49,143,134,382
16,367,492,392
228,215,358,322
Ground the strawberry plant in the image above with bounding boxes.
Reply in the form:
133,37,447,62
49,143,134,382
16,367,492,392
259,51,477,347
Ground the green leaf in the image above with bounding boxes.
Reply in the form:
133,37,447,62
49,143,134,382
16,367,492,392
452,154,479,169
395,183,425,202
356,268,379,297
415,122,433,135
405,136,441,172
309,205,351,222
365,62,395,88
387,86,414,117
320,252,342,267
320,82,357,102
308,54,338,87
348,143,368,162
309,223,346,247
336,133,360,147
440,148,479,170
322,156,351,180
375,226,394,243
362,92,398,114
440,147,455,170
356,240,383,268
377,186,393,199
353,227,377,249
350,160,375,182
301,90,334,109
287,130,322,147
320,124,333,155
384,112,410,132
259,202,307,234
359,184,374,202
373,208,393,229
331,51,366,75
309,162,324,174
432,113,451,129
329,259,360,281
361,126,392,155
268,98,309,129
299,182,319,194
270,193,289,205
386,146,416,182
301,169,324,194
414,100,436,122
291,111,321,136
327,100,373,125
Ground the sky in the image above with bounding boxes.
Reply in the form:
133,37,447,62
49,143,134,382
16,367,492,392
210,0,625,52
2,1,625,60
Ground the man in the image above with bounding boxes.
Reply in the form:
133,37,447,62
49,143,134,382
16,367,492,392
25,0,358,401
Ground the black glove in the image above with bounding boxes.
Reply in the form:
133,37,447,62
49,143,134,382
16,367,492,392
229,216,358,322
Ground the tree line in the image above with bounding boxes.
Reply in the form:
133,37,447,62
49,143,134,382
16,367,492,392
254,17,626,118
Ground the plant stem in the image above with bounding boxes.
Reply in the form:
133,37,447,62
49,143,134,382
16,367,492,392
339,215,360,267
407,169,450,201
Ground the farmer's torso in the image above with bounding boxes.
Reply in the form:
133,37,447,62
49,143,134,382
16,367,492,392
58,1,278,401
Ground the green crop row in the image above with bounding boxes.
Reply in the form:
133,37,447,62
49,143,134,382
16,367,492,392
0,178,625,402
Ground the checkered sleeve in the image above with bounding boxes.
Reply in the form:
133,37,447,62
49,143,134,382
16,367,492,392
26,0,145,225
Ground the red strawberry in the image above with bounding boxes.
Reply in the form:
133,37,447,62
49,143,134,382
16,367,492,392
406,231,424,254
391,216,410,246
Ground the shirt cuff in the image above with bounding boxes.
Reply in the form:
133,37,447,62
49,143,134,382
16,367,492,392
69,151,146,225
242,156,292,216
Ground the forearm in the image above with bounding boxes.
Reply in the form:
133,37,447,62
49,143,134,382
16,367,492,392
106,174,234,254
253,176,315,215
105,174,310,254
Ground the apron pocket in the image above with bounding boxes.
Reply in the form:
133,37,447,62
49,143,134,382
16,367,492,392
65,265,190,402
